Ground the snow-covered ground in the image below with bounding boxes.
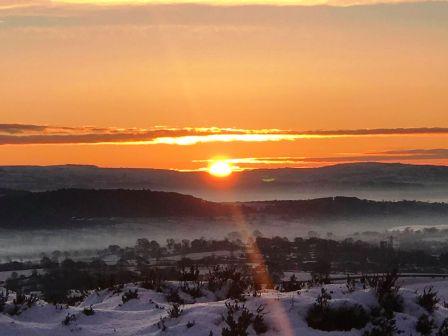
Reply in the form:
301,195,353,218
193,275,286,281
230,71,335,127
1,279,448,335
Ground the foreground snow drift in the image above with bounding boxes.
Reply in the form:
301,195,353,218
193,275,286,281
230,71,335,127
1,280,448,336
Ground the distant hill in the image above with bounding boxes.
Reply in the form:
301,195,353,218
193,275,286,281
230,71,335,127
1,162,448,202
1,189,448,229
246,196,448,218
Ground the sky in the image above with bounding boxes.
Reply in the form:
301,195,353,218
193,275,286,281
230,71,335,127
1,0,447,171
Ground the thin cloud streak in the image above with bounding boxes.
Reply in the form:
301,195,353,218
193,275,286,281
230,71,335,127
194,148,448,168
1,124,448,145
10,0,441,7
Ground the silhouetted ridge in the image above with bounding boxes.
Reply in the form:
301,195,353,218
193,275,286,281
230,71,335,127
2,189,448,229
0,189,236,228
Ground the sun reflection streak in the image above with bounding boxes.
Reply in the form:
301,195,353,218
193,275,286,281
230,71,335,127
229,204,296,336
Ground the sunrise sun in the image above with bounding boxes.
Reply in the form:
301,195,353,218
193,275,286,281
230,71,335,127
208,160,233,177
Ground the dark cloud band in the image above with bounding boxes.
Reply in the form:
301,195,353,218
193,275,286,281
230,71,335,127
1,124,448,145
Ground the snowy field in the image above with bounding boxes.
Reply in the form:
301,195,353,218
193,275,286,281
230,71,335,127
1,279,448,335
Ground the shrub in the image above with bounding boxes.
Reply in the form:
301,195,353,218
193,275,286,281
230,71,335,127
3,293,39,316
157,316,167,331
306,303,370,331
221,302,253,336
380,292,404,316
166,288,184,304
437,318,448,336
368,271,403,315
363,307,399,336
346,275,356,293
182,282,203,299
315,288,331,310
13,293,26,305
179,265,200,282
306,289,369,332
121,289,138,304
417,287,440,314
62,314,76,326
111,284,124,295
252,305,268,334
208,266,250,300
25,295,39,308
167,303,183,318
416,314,436,336
82,305,95,316
140,268,165,292
0,291,9,312
281,274,305,292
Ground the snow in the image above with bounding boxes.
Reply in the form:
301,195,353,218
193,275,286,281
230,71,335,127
1,280,448,335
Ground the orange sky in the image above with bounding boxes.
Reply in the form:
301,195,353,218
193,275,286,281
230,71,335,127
1,1,447,170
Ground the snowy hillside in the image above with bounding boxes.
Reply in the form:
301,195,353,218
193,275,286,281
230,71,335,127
2,279,448,335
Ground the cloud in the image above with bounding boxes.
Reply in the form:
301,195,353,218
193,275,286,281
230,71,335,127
1,0,441,10
1,1,446,30
1,124,448,146
195,148,448,167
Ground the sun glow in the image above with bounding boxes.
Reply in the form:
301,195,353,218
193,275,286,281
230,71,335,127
208,160,233,177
